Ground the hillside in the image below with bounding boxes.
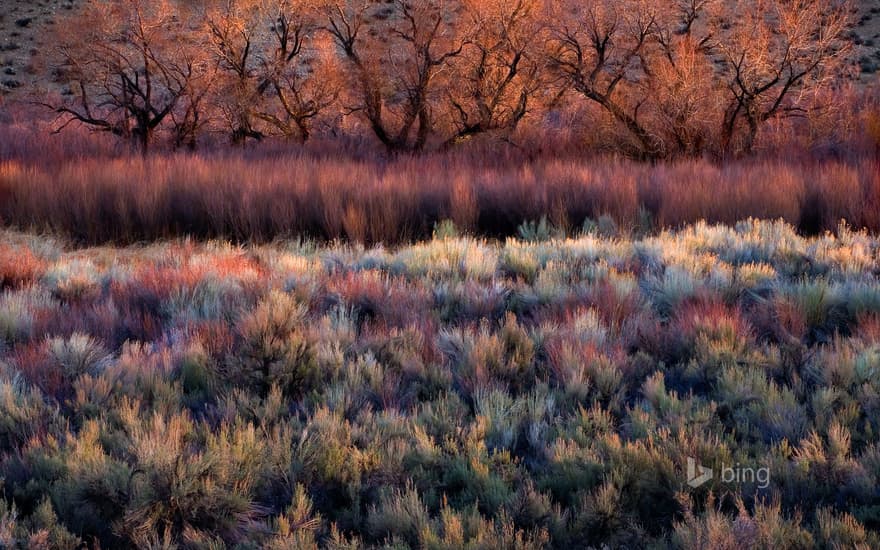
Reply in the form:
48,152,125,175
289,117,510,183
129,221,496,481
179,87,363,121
0,0,76,99
1,0,879,101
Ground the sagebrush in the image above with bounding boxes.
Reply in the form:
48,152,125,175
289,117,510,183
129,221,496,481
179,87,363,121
0,219,878,548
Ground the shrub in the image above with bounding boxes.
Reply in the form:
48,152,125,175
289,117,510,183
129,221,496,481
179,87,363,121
231,290,318,396
0,222,878,547
45,333,111,380
367,484,431,547
815,508,879,549
673,496,814,550
0,374,54,448
0,244,45,290
0,286,57,348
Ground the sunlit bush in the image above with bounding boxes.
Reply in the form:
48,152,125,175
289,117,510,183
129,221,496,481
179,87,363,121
0,220,877,547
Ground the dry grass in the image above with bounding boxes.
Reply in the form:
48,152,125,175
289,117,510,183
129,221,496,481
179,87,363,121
1,151,878,245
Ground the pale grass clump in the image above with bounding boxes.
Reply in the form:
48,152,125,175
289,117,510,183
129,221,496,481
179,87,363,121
425,505,549,550
0,498,83,550
640,372,688,421
120,409,195,470
46,333,111,380
556,236,603,264
174,341,213,399
810,226,876,278
517,217,562,243
0,286,57,347
316,304,358,349
106,342,181,409
578,353,624,407
706,262,735,292
0,229,64,262
778,280,846,337
115,410,270,545
231,290,317,396
658,247,734,291
188,244,264,281
499,242,541,283
804,340,880,391
675,220,738,251
204,421,292,498
241,289,307,333
734,218,806,254
367,484,432,547
789,428,875,507
164,275,251,325
553,236,631,271
355,246,392,272
392,237,498,281
474,388,524,451
43,258,103,300
645,266,699,317
579,259,614,284
673,219,801,267
570,308,609,347
737,263,778,288
433,280,510,323
515,239,592,268
545,340,593,401
714,366,809,442
334,352,390,412
762,384,811,443
607,270,639,299
295,406,366,489
263,484,323,549
652,234,717,273
460,242,500,281
0,242,48,291
522,388,557,451
836,282,880,321
258,249,324,280
674,302,755,386
533,264,571,305
541,436,605,507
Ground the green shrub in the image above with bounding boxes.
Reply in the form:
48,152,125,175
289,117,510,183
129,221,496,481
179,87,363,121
231,290,318,396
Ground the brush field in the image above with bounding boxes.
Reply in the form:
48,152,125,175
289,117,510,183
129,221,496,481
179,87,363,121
0,219,879,548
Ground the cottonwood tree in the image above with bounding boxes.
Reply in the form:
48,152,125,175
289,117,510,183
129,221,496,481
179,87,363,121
254,1,339,142
323,0,469,151
169,57,218,150
169,3,218,151
647,0,721,156
443,0,546,147
547,1,666,158
43,0,856,156
207,0,337,144
647,38,719,156
547,0,853,159
715,0,852,154
206,0,266,143
49,0,203,154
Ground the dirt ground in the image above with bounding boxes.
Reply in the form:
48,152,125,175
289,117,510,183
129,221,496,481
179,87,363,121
0,0,77,100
